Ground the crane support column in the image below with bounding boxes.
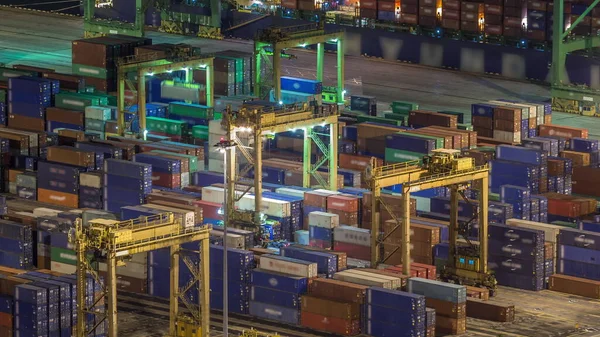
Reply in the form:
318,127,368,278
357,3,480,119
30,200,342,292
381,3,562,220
199,239,211,337
317,43,324,82
303,128,312,188
370,187,381,266
402,189,411,275
170,245,180,336
106,250,118,337
273,46,282,103
75,233,87,336
449,186,459,269
117,74,126,137
254,43,263,98
138,70,147,137
551,0,566,87
206,65,214,108
254,132,264,225
337,39,345,104
479,175,489,273
329,122,338,191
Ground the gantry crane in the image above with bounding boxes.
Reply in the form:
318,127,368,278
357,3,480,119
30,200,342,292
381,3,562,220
365,149,497,294
253,23,345,104
551,0,600,116
71,213,212,337
116,50,215,138
221,103,339,229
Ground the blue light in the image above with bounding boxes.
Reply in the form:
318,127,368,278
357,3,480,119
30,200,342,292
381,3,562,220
521,39,526,45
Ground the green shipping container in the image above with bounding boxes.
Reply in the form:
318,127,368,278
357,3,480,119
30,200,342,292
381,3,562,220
85,118,106,132
458,123,474,131
356,115,401,126
391,101,419,114
0,67,37,81
150,150,200,173
72,63,113,79
80,92,111,105
169,102,214,119
146,117,187,136
51,247,77,266
55,93,101,111
551,221,579,229
384,113,408,124
0,89,5,103
217,55,244,84
385,148,425,163
192,125,209,140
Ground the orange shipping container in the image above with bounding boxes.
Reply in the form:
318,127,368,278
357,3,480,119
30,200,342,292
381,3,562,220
327,195,359,213
339,153,381,171
538,125,588,139
37,188,79,208
300,311,360,336
0,312,12,329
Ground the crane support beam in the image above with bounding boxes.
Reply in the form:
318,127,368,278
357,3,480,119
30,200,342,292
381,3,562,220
117,53,214,137
74,214,211,337
83,0,145,37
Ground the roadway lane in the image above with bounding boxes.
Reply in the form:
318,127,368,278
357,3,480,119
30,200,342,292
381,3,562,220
2,7,600,138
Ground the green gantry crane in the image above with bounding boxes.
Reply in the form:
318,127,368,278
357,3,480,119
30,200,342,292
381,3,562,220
551,0,600,116
83,0,222,39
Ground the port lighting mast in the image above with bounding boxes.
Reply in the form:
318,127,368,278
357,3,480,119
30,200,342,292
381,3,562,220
221,103,339,229
71,214,212,337
365,150,496,292
253,23,346,104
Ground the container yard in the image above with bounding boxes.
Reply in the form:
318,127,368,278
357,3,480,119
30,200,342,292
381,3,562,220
3,3,600,337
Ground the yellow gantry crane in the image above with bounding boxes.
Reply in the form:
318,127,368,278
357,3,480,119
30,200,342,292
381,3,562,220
365,149,497,293
221,103,339,228
71,213,212,337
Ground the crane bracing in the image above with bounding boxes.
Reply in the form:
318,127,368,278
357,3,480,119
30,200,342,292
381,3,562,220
116,50,215,138
253,23,345,104
366,149,497,294
221,103,339,229
551,0,600,115
71,213,212,337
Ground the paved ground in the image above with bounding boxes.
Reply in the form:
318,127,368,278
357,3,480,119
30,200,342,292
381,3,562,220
3,7,600,337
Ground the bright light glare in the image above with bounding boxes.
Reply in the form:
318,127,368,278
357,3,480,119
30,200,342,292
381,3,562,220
279,101,283,105
146,73,154,76
199,64,207,68
219,148,225,153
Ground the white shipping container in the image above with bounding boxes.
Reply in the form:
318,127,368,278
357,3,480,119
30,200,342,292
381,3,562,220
37,243,50,257
274,188,306,199
334,226,371,247
85,106,112,121
493,130,521,143
99,261,148,279
51,261,77,274
313,189,340,196
129,252,148,264
346,269,402,289
33,208,61,217
144,203,195,228
181,172,190,188
333,270,393,288
210,231,245,249
308,211,340,229
238,195,291,218
209,119,226,135
201,186,225,203
208,158,225,173
506,219,561,244
80,172,102,188
259,255,318,278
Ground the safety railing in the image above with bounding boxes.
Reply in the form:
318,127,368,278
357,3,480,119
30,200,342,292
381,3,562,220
404,165,489,188
373,160,421,178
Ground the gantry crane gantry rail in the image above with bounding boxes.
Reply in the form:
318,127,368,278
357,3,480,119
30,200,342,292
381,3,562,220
253,23,345,104
71,213,212,337
116,50,215,138
221,103,339,228
366,149,496,293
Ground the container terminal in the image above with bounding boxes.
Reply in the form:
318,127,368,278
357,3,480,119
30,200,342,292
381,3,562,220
2,3,600,337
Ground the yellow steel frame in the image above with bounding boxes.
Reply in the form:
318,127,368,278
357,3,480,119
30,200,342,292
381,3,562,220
222,104,339,226
117,52,215,137
73,213,211,337
367,160,490,277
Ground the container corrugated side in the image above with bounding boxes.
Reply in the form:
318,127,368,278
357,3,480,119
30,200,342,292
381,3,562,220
258,255,318,278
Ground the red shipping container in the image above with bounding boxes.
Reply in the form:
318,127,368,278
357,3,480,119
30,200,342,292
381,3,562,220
548,199,581,218
419,15,437,26
384,265,420,277
304,191,330,208
485,14,503,25
412,262,438,279
443,0,460,10
419,6,437,16
503,6,521,17
401,3,419,13
593,7,600,17
339,153,381,171
442,18,461,29
443,10,460,20
485,24,503,35
281,0,298,8
0,312,12,329
504,0,520,7
193,200,223,220
503,25,522,37
152,172,181,189
484,4,503,15
360,0,377,8
527,0,547,10
301,311,360,336
402,0,418,4
378,0,397,11
504,16,522,27
421,0,436,5
572,15,592,26
328,195,359,212
360,8,378,18
401,13,419,24
461,1,480,12
333,241,371,260
591,17,600,27
484,0,502,4
527,29,546,40
461,11,478,21
538,125,588,139
298,0,316,10
310,238,331,249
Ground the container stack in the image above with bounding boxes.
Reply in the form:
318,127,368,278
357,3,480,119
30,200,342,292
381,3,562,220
0,221,33,270
364,287,426,337
503,0,523,39
461,1,481,34
145,117,188,142
84,106,112,139
360,0,377,20
249,255,316,324
441,0,460,31
279,77,323,106
303,190,334,229
491,145,547,195
361,193,417,230
167,102,213,135
500,185,531,220
280,246,337,278
570,3,591,36
377,0,398,22
36,160,81,208
211,245,254,314
15,284,49,337
400,0,418,24
488,223,545,291
557,227,600,281
526,3,547,41
262,191,302,241
308,211,339,249
385,132,437,163
15,172,37,201
8,77,54,133
327,194,359,227
418,0,437,28
49,231,77,275
484,0,503,36
79,171,103,210
408,277,466,335
250,268,308,324
333,226,371,261
302,278,365,336
103,159,153,213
